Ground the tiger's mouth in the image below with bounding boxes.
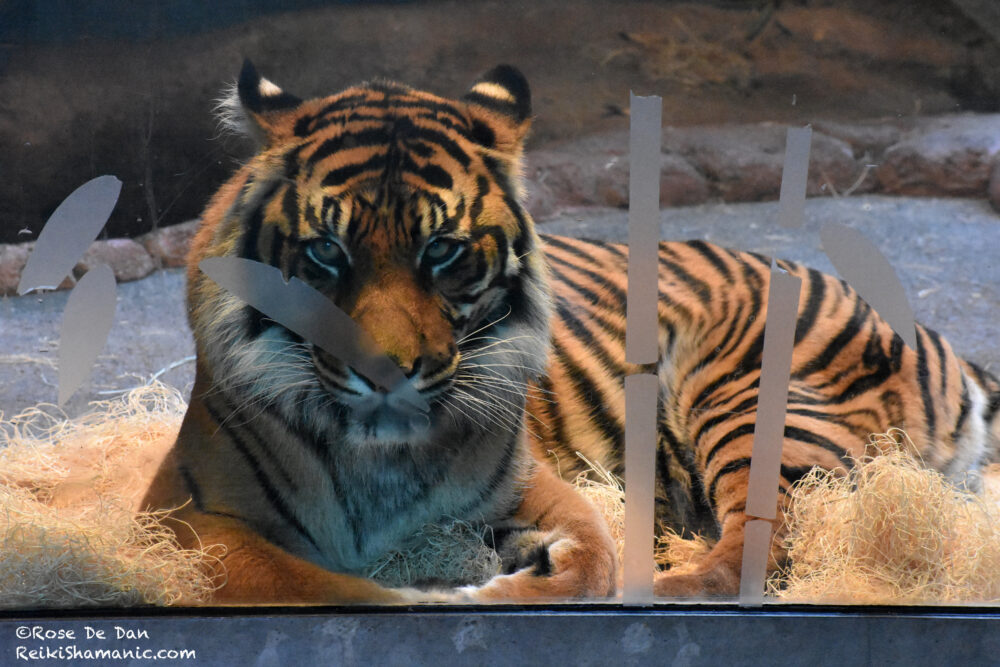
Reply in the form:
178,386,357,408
310,349,445,445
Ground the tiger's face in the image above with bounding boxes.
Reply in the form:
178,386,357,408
190,62,552,446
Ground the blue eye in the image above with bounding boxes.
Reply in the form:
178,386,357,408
424,237,464,267
308,238,347,271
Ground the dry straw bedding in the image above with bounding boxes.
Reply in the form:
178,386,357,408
2,384,999,608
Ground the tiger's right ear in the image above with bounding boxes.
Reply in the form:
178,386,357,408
218,59,302,145
462,65,532,155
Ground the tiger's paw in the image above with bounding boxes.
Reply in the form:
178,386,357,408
496,528,557,576
464,529,617,602
652,564,740,599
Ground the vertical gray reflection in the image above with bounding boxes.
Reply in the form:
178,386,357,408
625,93,663,366
623,93,662,604
738,519,774,606
745,265,803,521
18,176,122,295
58,264,117,406
777,127,812,230
623,373,658,605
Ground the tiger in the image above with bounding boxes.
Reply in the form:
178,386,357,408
141,60,1000,604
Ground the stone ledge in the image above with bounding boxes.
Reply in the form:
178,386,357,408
526,113,1000,219
1,221,198,297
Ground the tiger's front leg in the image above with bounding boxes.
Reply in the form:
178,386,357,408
159,506,428,605
143,450,460,605
467,462,618,601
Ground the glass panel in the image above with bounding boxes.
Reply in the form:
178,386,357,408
2,0,999,613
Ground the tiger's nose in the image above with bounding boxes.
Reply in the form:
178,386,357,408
388,346,458,383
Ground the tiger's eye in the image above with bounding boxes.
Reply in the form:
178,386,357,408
308,238,347,270
424,237,464,266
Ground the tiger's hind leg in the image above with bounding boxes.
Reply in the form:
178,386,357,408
651,445,785,599
652,510,788,598
652,393,848,598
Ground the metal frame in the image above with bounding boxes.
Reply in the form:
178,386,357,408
4,605,999,666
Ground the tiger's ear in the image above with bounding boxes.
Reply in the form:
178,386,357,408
219,59,302,145
463,65,532,155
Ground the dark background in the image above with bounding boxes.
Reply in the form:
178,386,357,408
2,0,997,244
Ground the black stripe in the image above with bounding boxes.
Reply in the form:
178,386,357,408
410,126,472,169
454,432,522,517
308,127,393,166
658,422,719,539
692,396,757,449
783,425,851,463
294,94,374,135
537,374,569,453
828,325,895,404
785,406,877,440
707,456,752,511
915,329,937,444
551,338,625,451
545,242,628,305
553,297,628,378
402,152,453,189
202,399,322,551
794,270,827,345
469,175,488,223
926,327,949,398
464,90,519,117
179,464,205,510
175,463,252,525
780,464,817,487
317,98,470,135
687,240,734,281
239,179,285,262
658,249,713,307
702,421,755,470
321,153,388,188
949,376,971,447
241,207,264,262
543,234,617,267
794,295,869,378
691,324,766,411
546,263,627,341
244,304,270,340
482,154,531,258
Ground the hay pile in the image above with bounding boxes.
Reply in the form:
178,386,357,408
4,385,1000,607
768,432,1000,604
365,521,500,589
0,383,219,608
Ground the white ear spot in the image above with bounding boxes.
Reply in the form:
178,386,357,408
259,78,284,97
470,82,516,104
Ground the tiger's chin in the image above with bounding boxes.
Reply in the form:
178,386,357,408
344,405,433,446
337,390,436,446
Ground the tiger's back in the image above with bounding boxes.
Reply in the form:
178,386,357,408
533,234,1000,590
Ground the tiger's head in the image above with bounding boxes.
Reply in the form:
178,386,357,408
188,61,552,447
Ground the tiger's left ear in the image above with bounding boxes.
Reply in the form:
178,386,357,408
463,65,532,155
219,59,303,145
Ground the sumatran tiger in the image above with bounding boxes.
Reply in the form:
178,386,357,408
141,61,1000,604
